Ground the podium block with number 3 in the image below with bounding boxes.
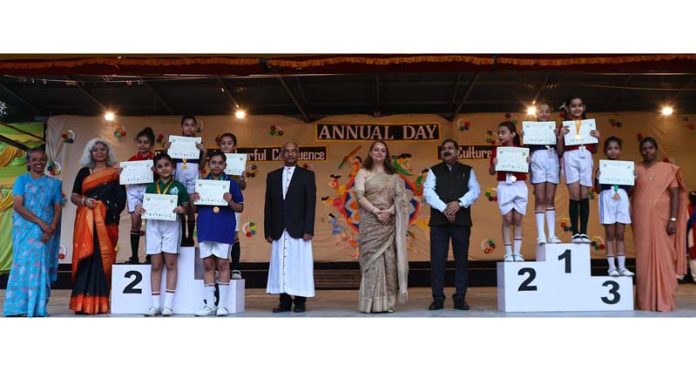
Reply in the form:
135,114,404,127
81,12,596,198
497,243,633,312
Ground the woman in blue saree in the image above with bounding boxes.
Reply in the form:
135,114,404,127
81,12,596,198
3,147,62,317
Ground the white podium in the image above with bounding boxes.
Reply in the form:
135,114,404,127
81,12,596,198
497,243,634,312
111,246,245,315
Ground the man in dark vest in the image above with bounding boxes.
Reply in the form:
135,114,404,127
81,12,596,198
423,139,481,310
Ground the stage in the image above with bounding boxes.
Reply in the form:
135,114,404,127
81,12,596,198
4,285,696,317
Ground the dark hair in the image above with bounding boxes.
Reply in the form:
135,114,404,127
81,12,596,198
207,149,226,163
219,132,237,146
440,138,459,150
153,152,173,166
498,121,521,146
639,136,658,151
563,94,587,120
362,140,395,175
136,126,155,143
689,191,696,205
603,136,623,152
25,146,47,170
181,115,197,126
535,100,553,118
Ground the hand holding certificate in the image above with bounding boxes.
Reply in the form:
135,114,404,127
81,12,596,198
168,135,202,159
522,121,557,145
119,160,154,185
495,147,530,173
224,153,247,176
142,194,178,221
194,179,230,206
562,119,599,146
599,160,635,186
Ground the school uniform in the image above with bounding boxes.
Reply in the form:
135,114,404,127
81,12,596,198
528,145,560,184
143,179,189,254
563,144,595,187
491,146,528,215
595,175,632,225
196,174,244,259
173,157,201,194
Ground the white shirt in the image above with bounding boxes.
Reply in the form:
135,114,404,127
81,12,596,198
423,166,481,213
282,165,296,199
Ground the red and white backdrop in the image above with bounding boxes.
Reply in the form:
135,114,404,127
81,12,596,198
47,112,695,263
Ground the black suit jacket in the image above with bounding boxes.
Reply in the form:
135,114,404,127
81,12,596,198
264,166,316,241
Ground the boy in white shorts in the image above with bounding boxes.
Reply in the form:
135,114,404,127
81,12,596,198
595,136,634,277
192,151,244,316
135,153,190,316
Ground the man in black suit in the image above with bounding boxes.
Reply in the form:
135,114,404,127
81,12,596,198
264,140,316,313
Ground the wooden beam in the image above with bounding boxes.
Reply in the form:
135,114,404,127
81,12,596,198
0,121,44,142
531,71,551,103
67,75,107,111
142,81,175,114
450,71,480,119
0,133,30,151
277,76,310,122
216,78,241,109
0,82,41,115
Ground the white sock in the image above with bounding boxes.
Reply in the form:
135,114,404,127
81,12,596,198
505,244,512,255
607,256,617,270
205,285,216,307
217,282,229,308
535,212,546,240
164,291,175,309
617,255,626,270
546,209,556,237
151,293,160,309
513,239,523,255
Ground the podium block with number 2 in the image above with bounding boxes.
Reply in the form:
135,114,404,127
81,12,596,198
497,243,633,312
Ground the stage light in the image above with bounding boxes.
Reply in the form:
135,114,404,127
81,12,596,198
526,105,537,116
661,106,673,116
104,111,116,121
235,109,246,119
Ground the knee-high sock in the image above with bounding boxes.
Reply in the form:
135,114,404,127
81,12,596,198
579,198,590,234
535,212,546,241
546,208,556,237
130,231,140,259
151,292,160,308
513,239,523,255
617,255,626,270
187,220,196,240
217,282,229,308
164,290,175,309
569,200,579,235
205,284,216,307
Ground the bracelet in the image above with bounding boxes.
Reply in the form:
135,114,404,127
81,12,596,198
81,197,86,206
669,217,677,222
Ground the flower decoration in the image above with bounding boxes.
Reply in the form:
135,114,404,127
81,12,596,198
560,216,572,233
46,161,62,176
269,125,284,137
113,126,127,138
156,134,165,146
480,238,496,254
61,129,75,143
590,236,606,251
244,164,258,178
485,187,498,202
242,222,257,237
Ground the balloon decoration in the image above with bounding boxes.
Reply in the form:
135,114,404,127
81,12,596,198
456,118,471,131
269,125,284,137
609,118,623,128
480,238,496,254
242,222,257,238
560,216,572,233
113,125,127,138
156,133,165,146
485,130,496,145
485,187,498,202
46,160,62,176
590,236,606,251
61,129,75,143
244,164,258,178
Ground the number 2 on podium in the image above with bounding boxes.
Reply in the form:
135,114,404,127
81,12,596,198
123,270,143,294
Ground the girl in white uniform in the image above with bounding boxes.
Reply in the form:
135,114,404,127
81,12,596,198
526,101,562,245
557,95,600,243
489,121,530,262
125,127,155,264
595,136,634,277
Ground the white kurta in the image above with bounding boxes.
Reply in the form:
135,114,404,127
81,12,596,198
266,165,316,297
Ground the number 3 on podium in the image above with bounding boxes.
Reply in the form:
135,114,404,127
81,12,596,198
601,280,620,304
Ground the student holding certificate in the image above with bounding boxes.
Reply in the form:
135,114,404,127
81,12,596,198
557,95,600,244
219,132,247,280
135,153,190,316
124,127,156,264
191,150,244,316
489,121,530,262
594,137,634,277
524,101,562,246
165,115,206,246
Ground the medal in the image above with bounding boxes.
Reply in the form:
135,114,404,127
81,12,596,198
574,120,582,140
213,206,220,213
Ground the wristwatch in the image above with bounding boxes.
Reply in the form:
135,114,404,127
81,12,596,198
458,200,465,208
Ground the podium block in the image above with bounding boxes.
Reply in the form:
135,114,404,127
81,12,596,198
498,243,634,312
112,246,245,315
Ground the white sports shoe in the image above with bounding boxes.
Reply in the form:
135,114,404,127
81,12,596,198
161,307,174,317
195,305,216,317
572,234,582,243
580,234,591,243
547,235,562,243
536,237,547,246
503,254,514,262
231,270,243,280
216,307,229,316
608,268,620,277
513,253,525,262
144,307,161,317
619,268,635,277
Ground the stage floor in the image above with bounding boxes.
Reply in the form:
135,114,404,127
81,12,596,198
4,285,696,317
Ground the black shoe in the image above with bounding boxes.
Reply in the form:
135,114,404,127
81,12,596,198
272,305,292,313
127,256,139,264
453,299,470,310
428,300,444,310
293,303,306,313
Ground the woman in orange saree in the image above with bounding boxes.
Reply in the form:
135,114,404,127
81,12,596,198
69,139,126,314
631,137,688,312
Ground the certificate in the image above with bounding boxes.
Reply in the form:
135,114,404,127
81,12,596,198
522,121,557,145
168,135,202,159
224,153,247,176
562,119,599,146
495,147,530,173
599,160,635,186
142,193,178,221
194,179,230,206
119,160,154,185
